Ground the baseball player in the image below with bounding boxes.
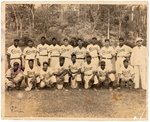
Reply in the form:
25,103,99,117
36,36,50,68
60,38,73,68
86,37,100,69
81,54,97,89
68,53,82,88
38,62,56,89
5,62,24,90
73,39,86,67
130,37,147,90
7,39,22,68
22,39,37,69
96,61,116,89
100,39,115,71
53,56,69,89
49,38,61,70
118,59,135,89
115,37,132,74
24,59,39,91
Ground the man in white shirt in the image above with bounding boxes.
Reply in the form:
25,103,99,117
115,37,132,74
130,37,147,90
36,36,50,68
22,40,37,69
60,38,73,68
7,39,22,68
24,59,39,91
100,39,115,71
86,37,101,70
73,39,86,67
5,62,24,90
118,59,135,89
49,37,61,70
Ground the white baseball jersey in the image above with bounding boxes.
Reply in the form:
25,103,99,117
115,45,132,57
23,67,38,78
6,67,22,78
69,61,79,73
100,46,115,58
36,44,49,57
39,68,53,80
73,47,86,58
7,45,22,59
23,47,37,59
86,44,100,57
49,44,60,57
82,62,94,75
118,65,134,78
97,67,109,77
61,45,73,58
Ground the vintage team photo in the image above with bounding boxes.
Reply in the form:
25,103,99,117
1,1,148,120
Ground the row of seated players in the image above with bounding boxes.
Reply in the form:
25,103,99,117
5,53,135,91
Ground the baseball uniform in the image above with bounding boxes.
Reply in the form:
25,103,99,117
73,47,86,67
131,45,147,90
100,46,115,71
49,44,60,70
115,45,132,73
69,61,81,88
23,47,37,69
36,44,50,67
5,67,23,88
7,45,22,66
60,45,73,68
86,44,100,69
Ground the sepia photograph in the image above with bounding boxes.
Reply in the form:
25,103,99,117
1,1,148,120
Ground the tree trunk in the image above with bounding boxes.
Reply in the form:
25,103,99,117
19,19,23,38
11,5,19,36
107,8,110,39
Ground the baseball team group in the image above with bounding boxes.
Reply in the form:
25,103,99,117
5,36,147,91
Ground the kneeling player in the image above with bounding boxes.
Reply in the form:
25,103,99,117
96,61,116,89
53,56,69,89
118,59,135,89
24,59,39,91
39,62,56,89
81,54,97,89
68,53,82,88
5,62,24,90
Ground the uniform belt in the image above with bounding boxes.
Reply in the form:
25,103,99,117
51,55,59,57
92,56,98,58
64,57,71,59
76,58,85,59
102,57,112,59
40,55,48,56
117,56,125,58
25,59,35,60
10,58,20,60
84,74,93,76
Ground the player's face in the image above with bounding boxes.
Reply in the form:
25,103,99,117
43,64,48,71
119,40,124,47
14,41,19,47
60,59,65,66
13,64,19,71
78,40,83,48
52,39,57,45
105,41,110,47
64,40,69,46
71,56,76,62
28,41,33,47
28,61,34,68
86,57,91,63
92,38,97,44
41,38,45,44
123,61,128,68
136,40,142,46
101,64,105,70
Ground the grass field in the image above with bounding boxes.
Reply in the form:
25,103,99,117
4,88,147,120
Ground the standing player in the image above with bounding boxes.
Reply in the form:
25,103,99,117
22,40,37,69
73,39,86,67
86,37,100,70
81,54,97,89
60,38,73,68
100,39,115,71
118,59,135,89
130,37,147,90
36,36,50,68
24,59,39,91
68,53,82,89
5,62,24,90
49,38,61,70
53,56,69,90
115,37,132,74
7,39,22,68
39,62,56,89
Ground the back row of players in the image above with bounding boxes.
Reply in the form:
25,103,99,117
6,36,147,91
